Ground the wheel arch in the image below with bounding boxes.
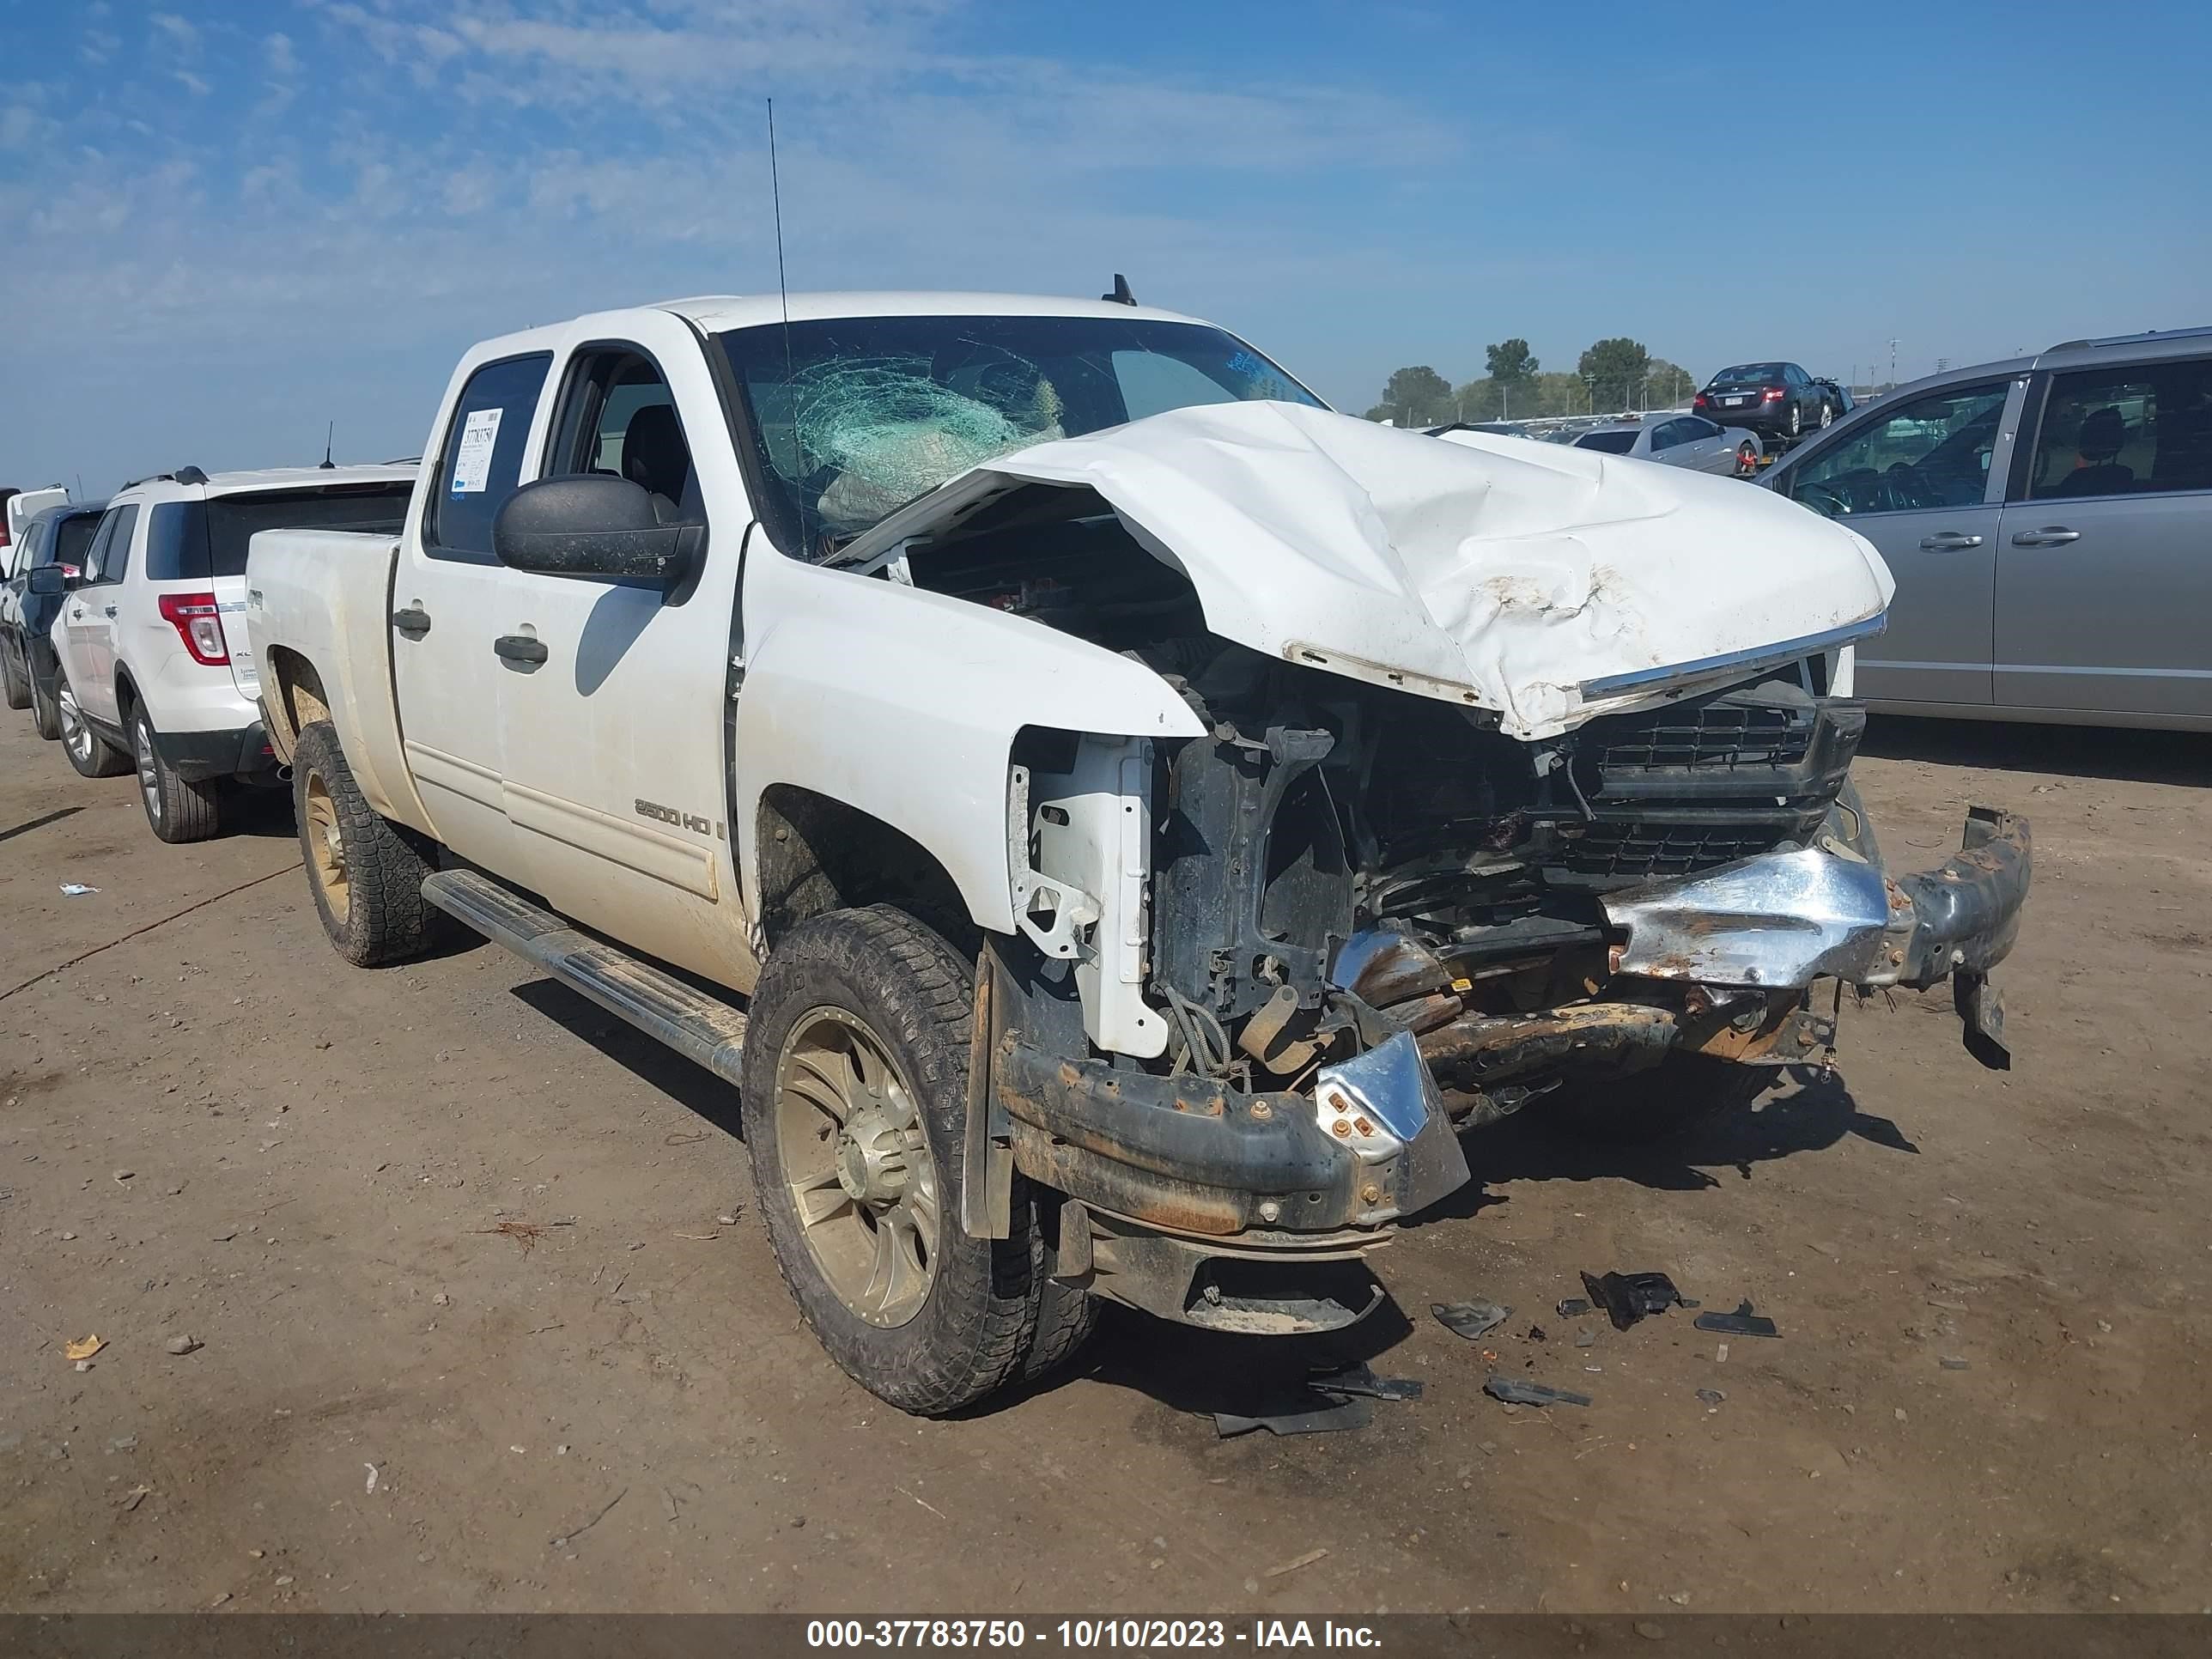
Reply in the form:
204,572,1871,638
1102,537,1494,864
753,785,980,958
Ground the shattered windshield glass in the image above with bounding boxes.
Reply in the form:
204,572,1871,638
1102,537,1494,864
720,314,1322,559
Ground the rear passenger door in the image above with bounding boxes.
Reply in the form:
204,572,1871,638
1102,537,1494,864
63,503,137,725
1995,353,2212,720
392,350,554,874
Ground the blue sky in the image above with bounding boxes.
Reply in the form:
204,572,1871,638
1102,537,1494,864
3,0,2208,494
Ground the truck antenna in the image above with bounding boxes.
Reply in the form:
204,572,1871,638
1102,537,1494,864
321,421,335,469
767,99,794,387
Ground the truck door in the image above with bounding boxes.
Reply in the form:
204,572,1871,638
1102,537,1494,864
488,318,757,991
392,350,554,874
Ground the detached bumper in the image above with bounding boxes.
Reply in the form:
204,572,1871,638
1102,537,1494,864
1602,806,2032,1066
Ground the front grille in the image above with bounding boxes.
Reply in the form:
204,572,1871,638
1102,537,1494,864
1558,823,1786,880
1588,699,1815,773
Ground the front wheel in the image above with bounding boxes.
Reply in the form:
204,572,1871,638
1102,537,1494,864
57,672,130,778
131,706,222,843
291,720,442,966
1786,402,1803,439
1735,441,1759,477
1819,401,1835,429
741,904,1040,1415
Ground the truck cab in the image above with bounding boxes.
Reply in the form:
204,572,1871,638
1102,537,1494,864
247,292,2032,1416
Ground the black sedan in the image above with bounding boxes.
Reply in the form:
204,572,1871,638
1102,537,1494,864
1693,362,1840,442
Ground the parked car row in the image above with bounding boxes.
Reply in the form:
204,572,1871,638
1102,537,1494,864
1,464,416,837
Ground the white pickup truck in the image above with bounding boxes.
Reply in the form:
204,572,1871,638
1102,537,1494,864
246,290,2031,1414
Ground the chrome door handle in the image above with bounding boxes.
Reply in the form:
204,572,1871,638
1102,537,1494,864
1918,532,1984,550
2011,526,2081,547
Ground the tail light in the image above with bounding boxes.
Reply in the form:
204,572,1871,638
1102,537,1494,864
1692,392,1709,410
1761,386,1784,402
158,592,229,665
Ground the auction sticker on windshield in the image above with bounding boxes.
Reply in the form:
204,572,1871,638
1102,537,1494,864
452,407,502,493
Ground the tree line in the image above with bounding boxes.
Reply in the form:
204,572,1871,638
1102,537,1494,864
1363,337,1698,426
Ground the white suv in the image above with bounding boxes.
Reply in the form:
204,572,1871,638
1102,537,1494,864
40,465,416,840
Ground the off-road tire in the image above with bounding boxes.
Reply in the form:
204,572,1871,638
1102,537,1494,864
1543,1053,1773,1142
291,720,442,967
57,671,130,778
741,904,1039,1414
1,638,28,710
131,705,222,843
28,655,61,740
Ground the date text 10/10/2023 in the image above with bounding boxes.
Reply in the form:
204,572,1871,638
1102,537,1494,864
805,1621,1382,1650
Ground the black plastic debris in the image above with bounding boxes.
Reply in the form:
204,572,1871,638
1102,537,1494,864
1556,1297,1593,1319
1695,1387,1727,1407
1309,1361,1424,1402
1432,1300,1510,1341
1484,1375,1591,1408
1214,1394,1374,1437
1581,1270,1689,1332
1693,1299,1781,1339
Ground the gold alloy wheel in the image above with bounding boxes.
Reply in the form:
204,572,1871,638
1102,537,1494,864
773,1006,940,1328
303,771,351,924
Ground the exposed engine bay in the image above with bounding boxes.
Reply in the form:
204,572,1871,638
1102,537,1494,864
902,501,1872,1129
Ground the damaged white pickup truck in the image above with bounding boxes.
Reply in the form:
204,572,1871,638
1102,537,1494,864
246,292,2030,1413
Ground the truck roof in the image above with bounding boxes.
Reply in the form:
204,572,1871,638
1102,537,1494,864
658,291,1211,332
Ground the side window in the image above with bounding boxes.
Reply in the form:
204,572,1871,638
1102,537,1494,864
426,353,553,560
85,505,139,584
1688,416,1720,440
1647,421,1676,452
1787,382,2009,518
544,346,702,523
2025,357,2212,500
9,521,40,576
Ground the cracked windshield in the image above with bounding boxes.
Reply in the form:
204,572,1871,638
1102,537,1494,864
721,314,1319,557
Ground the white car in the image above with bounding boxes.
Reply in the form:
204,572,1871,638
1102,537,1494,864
39,465,415,841
1561,414,1763,477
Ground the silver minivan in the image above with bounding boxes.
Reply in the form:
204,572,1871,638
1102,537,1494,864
1761,326,2212,730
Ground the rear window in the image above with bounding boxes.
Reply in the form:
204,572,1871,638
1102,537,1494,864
1573,430,1639,454
1712,364,1785,384
146,484,415,580
49,514,100,569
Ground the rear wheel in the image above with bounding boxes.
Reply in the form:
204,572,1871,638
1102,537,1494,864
1,637,29,710
131,705,222,843
291,720,442,966
57,672,130,778
742,904,1040,1414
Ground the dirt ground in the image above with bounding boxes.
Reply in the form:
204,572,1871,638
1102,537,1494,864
2,709,2208,1616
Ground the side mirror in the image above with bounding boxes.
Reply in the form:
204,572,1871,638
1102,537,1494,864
27,563,69,596
491,473,703,586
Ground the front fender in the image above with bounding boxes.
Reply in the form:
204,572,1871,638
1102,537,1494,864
732,562,1203,936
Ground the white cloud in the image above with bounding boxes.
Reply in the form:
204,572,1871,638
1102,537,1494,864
266,33,301,77
149,12,199,52
173,70,211,97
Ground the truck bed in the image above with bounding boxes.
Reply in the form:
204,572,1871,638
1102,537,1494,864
244,526,428,831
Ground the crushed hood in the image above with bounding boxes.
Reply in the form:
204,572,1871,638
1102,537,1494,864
848,402,1894,739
